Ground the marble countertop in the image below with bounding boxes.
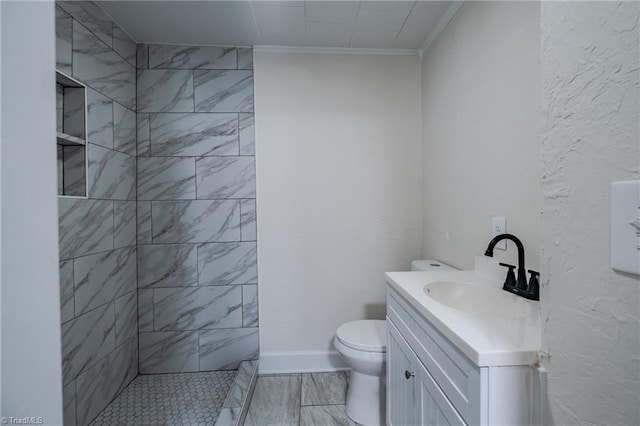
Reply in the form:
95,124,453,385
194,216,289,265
385,256,541,367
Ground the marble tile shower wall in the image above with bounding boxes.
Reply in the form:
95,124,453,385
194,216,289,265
56,2,137,425
136,44,258,375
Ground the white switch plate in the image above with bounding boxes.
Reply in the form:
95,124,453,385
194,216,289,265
611,180,640,275
491,216,507,250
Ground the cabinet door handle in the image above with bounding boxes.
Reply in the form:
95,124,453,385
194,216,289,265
405,370,415,380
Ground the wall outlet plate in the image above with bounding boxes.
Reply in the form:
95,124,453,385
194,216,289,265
491,216,507,250
611,181,640,275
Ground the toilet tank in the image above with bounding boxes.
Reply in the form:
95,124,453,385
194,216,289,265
410,259,456,271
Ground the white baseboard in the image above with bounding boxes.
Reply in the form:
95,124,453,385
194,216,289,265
259,350,349,375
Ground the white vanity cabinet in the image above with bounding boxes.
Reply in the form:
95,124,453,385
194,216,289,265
386,286,537,426
388,321,465,425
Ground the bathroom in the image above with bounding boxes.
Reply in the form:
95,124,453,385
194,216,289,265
1,0,639,425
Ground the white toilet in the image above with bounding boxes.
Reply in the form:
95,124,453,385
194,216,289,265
334,259,455,426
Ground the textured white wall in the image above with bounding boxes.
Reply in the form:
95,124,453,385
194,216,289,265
421,1,541,271
1,1,63,423
540,2,640,424
254,52,422,353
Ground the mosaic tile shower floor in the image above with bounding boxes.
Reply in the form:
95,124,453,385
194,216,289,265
89,371,236,426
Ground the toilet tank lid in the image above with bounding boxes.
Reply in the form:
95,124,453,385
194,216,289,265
410,259,456,271
336,320,386,352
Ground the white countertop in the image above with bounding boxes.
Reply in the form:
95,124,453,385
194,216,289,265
385,257,541,367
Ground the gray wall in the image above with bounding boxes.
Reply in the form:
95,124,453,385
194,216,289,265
136,43,258,374
55,2,138,425
1,2,63,424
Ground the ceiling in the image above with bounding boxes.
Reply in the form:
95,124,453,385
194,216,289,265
97,1,457,50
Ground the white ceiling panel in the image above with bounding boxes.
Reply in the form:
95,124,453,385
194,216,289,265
97,1,456,51
253,1,304,7
393,1,452,49
98,1,259,46
252,3,306,45
305,1,359,24
358,1,415,12
306,21,353,47
349,6,412,49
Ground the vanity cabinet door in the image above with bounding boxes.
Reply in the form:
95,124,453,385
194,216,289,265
417,363,467,426
387,320,418,426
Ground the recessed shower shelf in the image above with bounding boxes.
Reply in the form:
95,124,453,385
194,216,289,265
56,132,86,146
56,70,88,198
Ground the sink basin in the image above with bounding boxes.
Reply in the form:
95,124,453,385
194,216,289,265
424,281,531,318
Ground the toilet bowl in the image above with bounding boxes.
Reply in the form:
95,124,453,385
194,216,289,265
335,260,456,426
334,320,386,426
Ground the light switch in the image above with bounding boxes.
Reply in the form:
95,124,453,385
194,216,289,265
611,180,640,275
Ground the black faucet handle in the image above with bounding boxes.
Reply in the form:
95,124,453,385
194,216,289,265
526,270,540,301
499,263,517,290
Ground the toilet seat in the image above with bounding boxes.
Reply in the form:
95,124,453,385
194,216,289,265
336,320,386,353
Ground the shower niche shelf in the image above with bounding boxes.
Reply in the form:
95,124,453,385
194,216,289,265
56,71,88,198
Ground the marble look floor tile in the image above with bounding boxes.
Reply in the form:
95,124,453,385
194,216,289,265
137,244,198,288
240,199,257,241
57,146,64,195
86,88,114,149
199,328,259,371
63,380,76,426
137,43,149,69
62,86,85,138
114,200,136,249
56,85,64,133
138,289,154,332
58,1,113,47
61,302,115,384
113,25,136,66
137,201,152,244
73,246,136,316
242,285,258,327
72,22,136,110
113,103,136,155
216,407,241,426
238,48,253,70
194,70,254,113
137,69,194,113
87,144,136,200
115,291,137,346
196,156,255,199
301,372,348,406
60,260,75,323
55,6,72,75
137,113,151,156
137,156,196,200
59,199,114,259
139,331,199,374
245,375,301,426
300,405,356,426
153,286,242,331
151,200,241,244
90,371,235,426
149,112,238,157
149,44,237,69
62,145,86,196
239,114,255,155
76,339,137,425
223,360,258,409
197,242,257,286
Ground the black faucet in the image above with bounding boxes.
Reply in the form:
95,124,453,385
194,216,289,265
484,233,539,301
